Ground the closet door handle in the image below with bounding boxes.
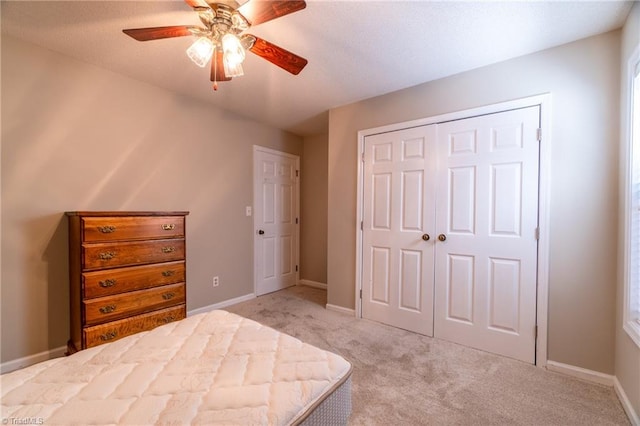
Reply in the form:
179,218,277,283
438,234,447,242
258,230,265,235
422,234,430,241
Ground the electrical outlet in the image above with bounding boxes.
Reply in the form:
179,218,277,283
213,276,219,287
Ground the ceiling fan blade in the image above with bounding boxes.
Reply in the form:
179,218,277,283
184,0,210,9
237,0,306,26
123,26,197,41
247,35,308,75
211,50,232,82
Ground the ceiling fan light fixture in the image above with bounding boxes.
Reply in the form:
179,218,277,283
224,60,244,78
222,33,245,67
186,36,214,68
123,0,309,88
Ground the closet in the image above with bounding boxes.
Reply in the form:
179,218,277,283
360,106,540,363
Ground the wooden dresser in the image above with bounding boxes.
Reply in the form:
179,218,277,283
66,211,189,353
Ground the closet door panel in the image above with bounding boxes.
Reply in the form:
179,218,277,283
362,125,437,336
434,106,540,364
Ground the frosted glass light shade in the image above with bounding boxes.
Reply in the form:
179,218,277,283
187,37,214,68
222,34,245,66
224,61,244,78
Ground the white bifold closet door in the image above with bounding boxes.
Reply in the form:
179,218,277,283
362,125,438,336
362,106,540,363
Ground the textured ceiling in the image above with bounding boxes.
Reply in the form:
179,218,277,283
1,0,634,136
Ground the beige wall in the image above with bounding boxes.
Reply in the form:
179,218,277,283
617,1,640,419
328,31,621,374
0,35,302,363
300,134,328,284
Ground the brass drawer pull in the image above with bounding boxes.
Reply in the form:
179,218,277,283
162,247,175,253
162,292,175,300
160,315,176,324
97,226,116,233
99,251,116,260
162,224,175,230
100,331,117,341
99,279,116,288
99,305,116,314
162,270,175,277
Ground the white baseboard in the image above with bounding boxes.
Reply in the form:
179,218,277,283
546,360,614,386
543,361,640,424
326,303,356,316
187,293,256,316
614,376,640,426
298,279,327,290
1,345,66,374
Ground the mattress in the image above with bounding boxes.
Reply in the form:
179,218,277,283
1,310,353,425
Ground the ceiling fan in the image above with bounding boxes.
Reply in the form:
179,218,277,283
123,0,308,90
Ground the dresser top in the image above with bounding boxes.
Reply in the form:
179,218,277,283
65,211,189,217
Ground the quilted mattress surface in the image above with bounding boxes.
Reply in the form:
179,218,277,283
1,310,352,425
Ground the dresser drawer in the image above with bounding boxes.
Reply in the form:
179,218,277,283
84,282,185,325
82,216,185,242
83,261,185,299
83,239,185,270
84,304,186,348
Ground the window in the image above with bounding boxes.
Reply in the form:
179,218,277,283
625,44,640,347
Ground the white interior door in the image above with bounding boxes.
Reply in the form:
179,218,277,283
361,125,437,336
433,106,540,363
254,146,299,296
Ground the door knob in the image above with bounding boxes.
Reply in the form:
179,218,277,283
438,234,447,242
422,234,430,241
258,230,265,235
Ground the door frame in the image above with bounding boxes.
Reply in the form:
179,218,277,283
355,94,552,367
253,145,301,296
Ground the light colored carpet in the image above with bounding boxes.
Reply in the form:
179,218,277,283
226,285,630,425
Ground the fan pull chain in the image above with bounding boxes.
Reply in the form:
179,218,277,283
213,47,218,91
